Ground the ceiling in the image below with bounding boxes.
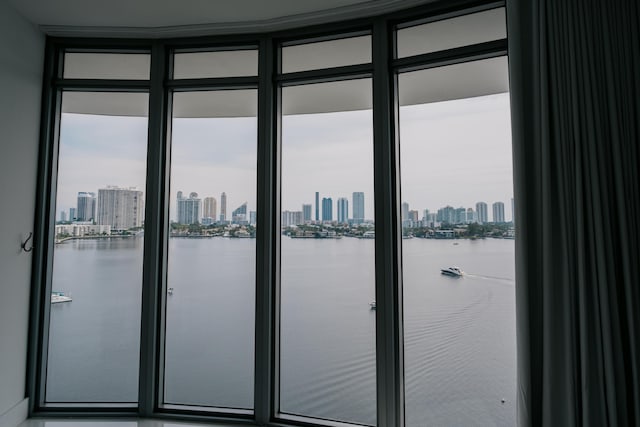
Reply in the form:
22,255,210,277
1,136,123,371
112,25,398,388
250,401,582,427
7,0,435,37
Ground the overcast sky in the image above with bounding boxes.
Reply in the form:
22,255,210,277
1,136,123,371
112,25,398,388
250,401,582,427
55,92,512,222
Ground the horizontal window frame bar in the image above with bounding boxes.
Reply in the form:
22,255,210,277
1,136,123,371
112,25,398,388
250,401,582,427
279,28,371,48
52,78,151,91
386,0,505,28
50,37,154,50
394,0,505,30
392,38,508,73
166,76,259,90
275,413,372,427
171,44,260,54
159,403,254,417
276,63,372,87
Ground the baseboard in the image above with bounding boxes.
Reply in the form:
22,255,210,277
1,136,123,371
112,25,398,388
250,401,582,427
0,398,29,427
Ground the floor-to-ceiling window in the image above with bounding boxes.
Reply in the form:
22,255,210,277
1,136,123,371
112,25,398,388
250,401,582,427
32,2,511,425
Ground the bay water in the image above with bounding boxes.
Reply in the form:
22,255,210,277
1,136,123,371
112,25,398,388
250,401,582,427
47,236,515,426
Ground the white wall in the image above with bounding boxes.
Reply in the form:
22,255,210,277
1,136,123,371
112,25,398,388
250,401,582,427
0,1,44,424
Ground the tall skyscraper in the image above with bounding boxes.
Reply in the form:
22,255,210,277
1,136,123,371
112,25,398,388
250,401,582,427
493,201,505,223
337,198,349,223
476,201,488,224
176,191,201,224
437,205,455,224
203,196,217,222
97,186,144,230
511,197,515,224
401,202,410,220
249,211,257,225
315,192,319,222
60,210,66,222
69,207,76,221
352,191,364,223
302,204,312,222
76,191,96,222
466,208,475,223
232,202,248,223
322,197,332,221
220,192,227,221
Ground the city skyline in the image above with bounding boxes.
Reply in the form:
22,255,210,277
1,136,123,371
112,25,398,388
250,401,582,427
55,93,512,224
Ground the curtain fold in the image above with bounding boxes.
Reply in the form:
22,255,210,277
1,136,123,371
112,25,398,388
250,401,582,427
507,0,640,425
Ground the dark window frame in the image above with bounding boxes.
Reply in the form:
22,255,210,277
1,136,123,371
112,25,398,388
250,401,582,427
28,1,508,426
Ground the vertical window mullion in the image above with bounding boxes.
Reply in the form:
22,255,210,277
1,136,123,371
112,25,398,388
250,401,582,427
139,41,169,416
255,35,279,425
372,18,405,427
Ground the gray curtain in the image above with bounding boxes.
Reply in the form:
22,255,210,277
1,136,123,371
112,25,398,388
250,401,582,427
507,0,640,425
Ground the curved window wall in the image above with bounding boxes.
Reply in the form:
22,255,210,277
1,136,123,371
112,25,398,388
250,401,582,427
32,2,510,426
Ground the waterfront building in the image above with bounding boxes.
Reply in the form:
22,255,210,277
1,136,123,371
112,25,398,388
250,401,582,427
511,197,515,224
401,202,409,220
337,198,349,223
69,207,76,221
176,191,201,225
467,208,475,223
249,211,257,225
232,202,248,224
220,192,227,221
437,205,456,225
282,210,303,227
97,186,144,230
455,207,467,224
60,211,66,222
55,224,111,238
352,192,364,223
203,196,217,223
493,201,505,223
476,201,488,224
322,197,332,221
315,192,319,222
76,192,96,222
302,204,312,222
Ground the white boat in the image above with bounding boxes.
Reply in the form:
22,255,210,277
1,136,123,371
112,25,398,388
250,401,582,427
51,291,72,304
440,266,464,277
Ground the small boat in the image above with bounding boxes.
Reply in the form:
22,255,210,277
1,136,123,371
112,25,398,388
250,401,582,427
51,291,72,304
369,301,376,310
440,266,464,277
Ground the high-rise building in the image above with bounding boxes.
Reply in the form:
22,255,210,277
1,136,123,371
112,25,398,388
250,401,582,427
455,207,467,224
220,192,227,221
401,202,409,220
232,202,248,223
76,192,96,222
511,197,515,224
476,202,488,224
69,207,76,221
437,205,456,224
203,196,217,222
302,204,312,222
409,210,419,222
466,208,475,223
322,197,332,221
59,211,66,222
249,211,257,225
97,186,144,230
176,191,201,225
337,198,349,223
315,192,319,222
493,201,505,223
282,210,303,227
352,192,364,223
